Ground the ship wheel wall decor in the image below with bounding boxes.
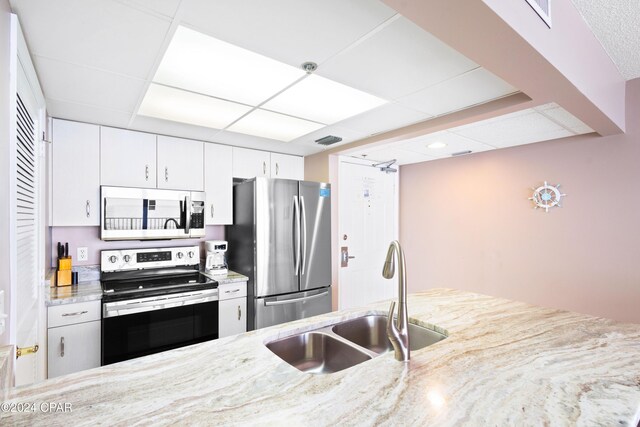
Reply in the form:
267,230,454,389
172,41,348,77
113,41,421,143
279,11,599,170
529,181,566,212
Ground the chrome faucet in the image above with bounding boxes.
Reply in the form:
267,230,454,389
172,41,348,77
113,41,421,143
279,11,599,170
382,240,409,362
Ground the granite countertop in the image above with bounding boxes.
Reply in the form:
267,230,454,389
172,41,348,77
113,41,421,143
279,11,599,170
3,289,639,426
45,270,248,306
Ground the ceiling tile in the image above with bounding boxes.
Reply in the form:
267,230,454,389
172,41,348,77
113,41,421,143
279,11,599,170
451,110,574,147
214,130,309,156
226,109,325,142
115,0,181,18
46,99,132,128
336,102,431,136
178,0,396,67
138,83,252,129
34,56,146,113
399,131,495,158
11,0,171,79
357,146,435,166
534,104,594,134
398,68,517,116
317,17,478,100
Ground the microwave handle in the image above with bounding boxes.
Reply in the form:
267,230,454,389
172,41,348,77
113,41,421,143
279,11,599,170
184,195,191,234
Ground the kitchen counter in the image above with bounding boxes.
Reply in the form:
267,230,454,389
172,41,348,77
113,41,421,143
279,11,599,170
0,346,13,391
45,270,248,306
2,289,639,426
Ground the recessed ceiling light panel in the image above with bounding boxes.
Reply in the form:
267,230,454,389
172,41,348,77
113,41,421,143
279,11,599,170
153,26,305,106
262,74,387,124
227,109,324,142
138,83,252,129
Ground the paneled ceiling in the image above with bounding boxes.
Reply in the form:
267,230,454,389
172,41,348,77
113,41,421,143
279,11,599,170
10,0,518,156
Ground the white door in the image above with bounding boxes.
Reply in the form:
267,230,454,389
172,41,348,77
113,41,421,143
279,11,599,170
338,157,398,310
270,153,304,180
232,147,270,179
14,17,46,386
100,127,156,188
204,143,233,224
157,135,204,191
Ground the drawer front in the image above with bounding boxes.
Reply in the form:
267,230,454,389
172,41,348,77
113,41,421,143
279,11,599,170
218,281,247,301
48,300,101,328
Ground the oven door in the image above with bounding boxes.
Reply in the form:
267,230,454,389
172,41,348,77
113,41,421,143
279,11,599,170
102,289,218,365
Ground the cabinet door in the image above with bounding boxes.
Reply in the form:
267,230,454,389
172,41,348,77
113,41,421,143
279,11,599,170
218,297,247,338
47,320,101,378
232,147,270,179
101,127,156,188
157,135,204,191
204,143,233,225
270,153,304,180
52,120,100,226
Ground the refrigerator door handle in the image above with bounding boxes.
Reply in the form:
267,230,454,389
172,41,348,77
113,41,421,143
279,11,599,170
264,290,329,306
293,195,301,276
300,195,307,275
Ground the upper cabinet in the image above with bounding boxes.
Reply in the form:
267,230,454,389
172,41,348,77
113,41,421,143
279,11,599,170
157,136,204,191
232,147,270,179
204,143,233,225
100,127,156,188
232,148,303,180
52,120,100,226
271,153,304,180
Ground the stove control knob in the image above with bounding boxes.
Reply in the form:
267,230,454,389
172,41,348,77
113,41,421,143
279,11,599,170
187,251,195,259
176,252,184,259
123,255,131,263
108,255,118,263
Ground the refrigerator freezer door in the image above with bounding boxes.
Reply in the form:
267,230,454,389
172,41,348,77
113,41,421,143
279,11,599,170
255,288,332,329
299,181,332,291
255,178,300,297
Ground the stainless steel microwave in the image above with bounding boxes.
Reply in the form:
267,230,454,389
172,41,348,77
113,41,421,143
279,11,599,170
100,186,206,241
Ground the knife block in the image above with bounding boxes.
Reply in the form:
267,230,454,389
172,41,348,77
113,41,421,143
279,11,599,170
56,256,72,287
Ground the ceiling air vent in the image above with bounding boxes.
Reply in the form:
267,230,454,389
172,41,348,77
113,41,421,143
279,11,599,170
524,0,551,28
315,135,343,146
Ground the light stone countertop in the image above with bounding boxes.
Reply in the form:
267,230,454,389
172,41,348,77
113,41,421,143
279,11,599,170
0,345,13,391
2,289,639,426
201,269,248,284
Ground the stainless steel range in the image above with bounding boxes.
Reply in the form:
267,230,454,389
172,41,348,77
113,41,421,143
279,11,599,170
100,245,218,366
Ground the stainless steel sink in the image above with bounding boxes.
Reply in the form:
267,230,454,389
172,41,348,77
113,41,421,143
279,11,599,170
266,332,372,374
331,315,446,354
265,315,446,374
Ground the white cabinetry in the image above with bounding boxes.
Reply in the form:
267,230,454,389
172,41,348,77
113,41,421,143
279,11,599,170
47,301,101,378
100,127,156,188
232,147,270,179
218,281,247,338
204,143,233,225
157,135,204,191
270,153,304,180
52,120,100,226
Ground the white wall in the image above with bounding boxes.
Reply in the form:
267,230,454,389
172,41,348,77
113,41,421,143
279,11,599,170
0,0,13,345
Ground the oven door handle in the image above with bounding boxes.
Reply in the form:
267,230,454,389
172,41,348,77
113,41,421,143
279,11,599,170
103,290,218,318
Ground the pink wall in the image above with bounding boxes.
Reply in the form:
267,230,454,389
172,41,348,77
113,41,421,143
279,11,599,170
399,79,640,324
50,225,224,267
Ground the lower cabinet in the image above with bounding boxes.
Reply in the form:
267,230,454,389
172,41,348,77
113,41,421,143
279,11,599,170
218,281,247,338
47,301,101,379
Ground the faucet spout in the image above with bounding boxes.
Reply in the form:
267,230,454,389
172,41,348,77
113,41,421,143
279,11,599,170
382,240,409,362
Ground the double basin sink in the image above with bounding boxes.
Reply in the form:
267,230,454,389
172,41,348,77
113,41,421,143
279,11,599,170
266,315,447,374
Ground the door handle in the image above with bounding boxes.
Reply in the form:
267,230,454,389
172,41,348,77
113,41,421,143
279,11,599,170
293,195,300,276
145,164,149,181
210,204,214,219
300,196,307,275
263,161,266,175
276,163,279,176
62,310,88,317
341,247,354,267
86,200,90,218
60,337,65,357
165,167,169,182
237,305,241,321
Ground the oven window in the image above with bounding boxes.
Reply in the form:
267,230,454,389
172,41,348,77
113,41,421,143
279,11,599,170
102,301,218,365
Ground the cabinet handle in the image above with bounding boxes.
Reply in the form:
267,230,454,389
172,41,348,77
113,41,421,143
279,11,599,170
238,305,241,321
60,337,65,358
145,164,149,181
86,200,90,218
210,204,214,219
276,163,279,176
165,167,169,182
263,161,266,175
225,289,240,294
62,310,88,317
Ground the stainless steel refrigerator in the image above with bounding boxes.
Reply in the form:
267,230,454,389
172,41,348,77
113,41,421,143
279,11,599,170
227,178,332,330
